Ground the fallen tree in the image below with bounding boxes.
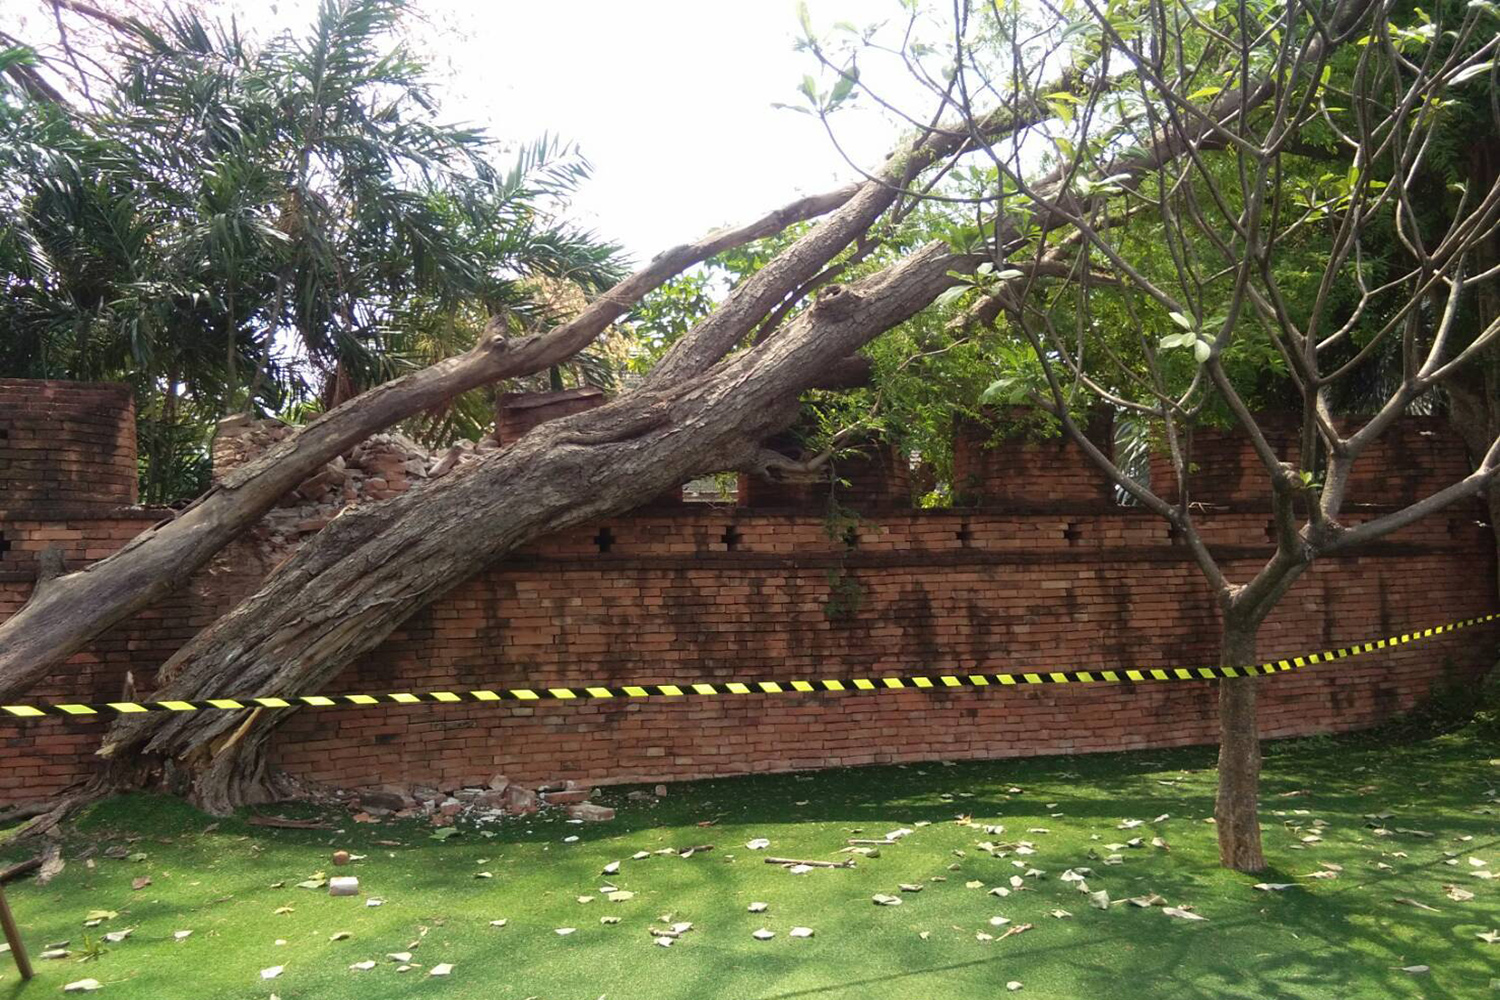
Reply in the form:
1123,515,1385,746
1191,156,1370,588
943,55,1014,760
0,0,1496,874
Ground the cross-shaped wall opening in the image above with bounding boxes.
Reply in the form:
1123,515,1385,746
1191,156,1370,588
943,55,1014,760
593,527,615,554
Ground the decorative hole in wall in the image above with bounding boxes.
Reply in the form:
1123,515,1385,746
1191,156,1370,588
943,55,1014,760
1265,518,1278,542
1167,523,1185,545
956,523,973,546
721,525,742,551
841,525,859,550
0,531,10,558
593,527,616,554
1063,522,1083,545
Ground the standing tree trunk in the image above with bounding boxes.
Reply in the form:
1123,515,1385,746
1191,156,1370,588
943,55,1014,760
1214,618,1266,872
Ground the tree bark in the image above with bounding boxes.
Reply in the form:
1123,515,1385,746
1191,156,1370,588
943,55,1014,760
94,245,977,811
1214,619,1266,872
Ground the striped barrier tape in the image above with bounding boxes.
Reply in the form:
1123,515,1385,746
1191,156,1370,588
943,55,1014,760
2,612,1496,719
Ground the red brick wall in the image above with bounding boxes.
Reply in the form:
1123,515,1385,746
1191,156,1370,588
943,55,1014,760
1,383,1496,804
0,379,136,508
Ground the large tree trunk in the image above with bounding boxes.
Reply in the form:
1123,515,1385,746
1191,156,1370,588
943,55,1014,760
93,246,975,811
1214,618,1266,872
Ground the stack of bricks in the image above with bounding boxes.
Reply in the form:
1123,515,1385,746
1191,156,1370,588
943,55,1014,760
0,381,1495,805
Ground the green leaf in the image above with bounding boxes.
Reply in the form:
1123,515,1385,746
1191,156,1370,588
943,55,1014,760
1451,61,1494,85
934,286,970,310
797,1,813,38
1187,85,1223,101
830,66,859,105
800,75,820,105
1193,339,1212,363
1168,311,1194,330
430,827,462,842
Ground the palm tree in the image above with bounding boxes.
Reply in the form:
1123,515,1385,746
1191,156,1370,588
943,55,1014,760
0,0,626,501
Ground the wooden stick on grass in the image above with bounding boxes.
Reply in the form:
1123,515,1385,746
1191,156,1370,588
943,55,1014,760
0,883,33,980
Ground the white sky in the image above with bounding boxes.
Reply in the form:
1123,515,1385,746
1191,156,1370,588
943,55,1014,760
417,1,904,261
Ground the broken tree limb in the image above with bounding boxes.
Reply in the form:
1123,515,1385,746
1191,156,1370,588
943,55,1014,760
0,856,41,885
93,242,980,814
764,857,855,869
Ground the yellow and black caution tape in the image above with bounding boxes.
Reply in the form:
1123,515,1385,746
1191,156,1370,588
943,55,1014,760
3,612,1496,720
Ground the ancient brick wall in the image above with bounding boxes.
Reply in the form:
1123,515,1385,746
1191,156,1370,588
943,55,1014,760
1,383,1496,805
0,379,136,509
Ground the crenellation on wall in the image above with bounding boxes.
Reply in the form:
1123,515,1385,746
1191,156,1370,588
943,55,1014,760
952,408,1117,508
1147,412,1481,509
0,379,137,510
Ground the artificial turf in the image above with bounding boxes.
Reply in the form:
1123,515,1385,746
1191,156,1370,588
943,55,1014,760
2,722,1498,1000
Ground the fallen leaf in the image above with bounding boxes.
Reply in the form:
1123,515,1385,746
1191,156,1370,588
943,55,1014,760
1445,885,1475,901
350,961,376,970
1254,883,1297,891
260,966,284,980
1049,909,1072,919
488,920,507,928
62,980,102,993
748,902,768,913
1400,965,1429,974
600,916,621,925
554,928,576,936
103,929,132,944
746,839,770,850
387,952,413,962
965,880,984,889
899,884,924,892
1089,890,1111,910
1477,930,1500,944
654,936,674,947
1162,907,1206,921
1007,981,1023,991
753,928,775,940
329,932,351,942
603,862,620,875
430,964,454,976
789,927,814,938
607,891,635,902
989,916,1011,927
872,894,903,906
173,931,192,941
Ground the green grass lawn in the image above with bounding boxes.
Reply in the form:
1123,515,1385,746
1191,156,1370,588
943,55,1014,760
3,723,1499,1000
